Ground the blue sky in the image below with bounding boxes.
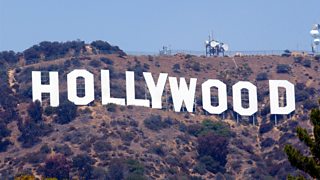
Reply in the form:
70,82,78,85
0,0,319,52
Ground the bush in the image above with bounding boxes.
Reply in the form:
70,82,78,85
91,40,125,55
303,100,318,110
143,115,170,131
100,57,114,65
93,140,112,153
41,154,70,179
44,106,56,116
23,41,85,63
294,56,303,63
276,64,291,74
106,103,117,112
261,138,275,148
199,155,223,174
64,60,71,69
72,154,96,178
200,119,233,137
193,163,207,175
295,90,309,102
149,144,166,156
18,123,53,148
0,51,19,64
0,139,12,152
281,50,291,57
197,132,228,167
89,60,101,67
259,123,273,134
128,60,148,78
27,100,43,123
53,144,73,156
0,122,11,138
108,159,125,180
187,120,233,138
71,58,81,67
172,64,181,73
187,124,203,136
260,105,270,116
192,62,201,72
55,101,77,124
256,73,268,81
40,144,51,154
302,59,311,68
120,131,135,142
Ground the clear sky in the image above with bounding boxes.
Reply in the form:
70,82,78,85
0,0,319,53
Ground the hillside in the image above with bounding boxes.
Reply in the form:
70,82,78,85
0,41,320,179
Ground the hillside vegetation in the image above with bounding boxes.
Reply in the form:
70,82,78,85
0,40,319,179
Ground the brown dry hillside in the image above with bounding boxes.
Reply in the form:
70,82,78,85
0,41,319,179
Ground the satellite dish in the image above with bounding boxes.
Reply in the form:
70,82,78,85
311,29,320,38
314,38,320,45
312,24,320,30
210,41,219,48
222,44,229,51
205,40,210,45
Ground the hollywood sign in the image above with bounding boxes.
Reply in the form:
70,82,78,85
32,70,295,116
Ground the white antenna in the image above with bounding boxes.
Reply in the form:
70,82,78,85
205,31,229,57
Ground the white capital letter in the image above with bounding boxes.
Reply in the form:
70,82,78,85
233,81,258,116
269,80,295,114
202,80,227,114
32,71,59,107
101,70,125,105
126,71,150,107
169,77,197,112
67,69,94,105
143,72,168,109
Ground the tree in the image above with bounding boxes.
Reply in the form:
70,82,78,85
27,100,43,123
55,101,77,124
42,154,70,179
197,132,229,173
277,64,291,74
72,154,95,178
108,159,124,180
284,100,320,179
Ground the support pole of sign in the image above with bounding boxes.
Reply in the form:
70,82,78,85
165,83,168,111
194,98,197,114
275,115,277,126
237,114,239,124
182,103,185,112
145,84,147,100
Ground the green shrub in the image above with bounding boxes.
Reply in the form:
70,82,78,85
93,140,112,153
100,57,114,65
302,59,311,68
172,64,181,73
27,100,43,123
149,144,166,156
42,154,71,179
276,64,291,74
143,115,170,131
192,62,201,72
106,103,117,112
55,101,77,124
89,59,101,67
256,72,268,81
44,106,56,116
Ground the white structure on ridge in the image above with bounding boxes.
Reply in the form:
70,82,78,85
205,34,229,57
310,24,320,53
